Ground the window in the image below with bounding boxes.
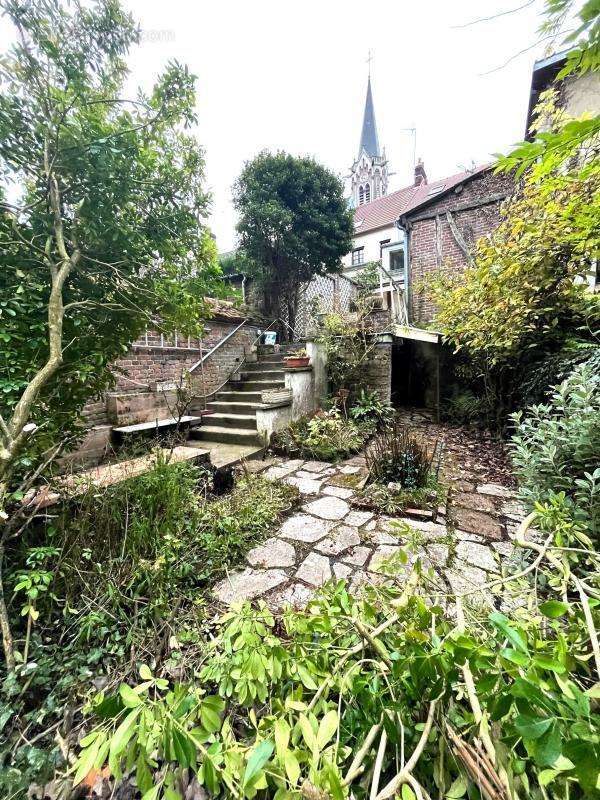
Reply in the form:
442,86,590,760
365,184,371,203
379,239,390,258
358,185,364,205
351,247,364,266
389,248,405,273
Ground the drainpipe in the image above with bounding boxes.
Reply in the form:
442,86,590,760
395,216,411,325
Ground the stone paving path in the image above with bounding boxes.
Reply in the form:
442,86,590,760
214,422,532,611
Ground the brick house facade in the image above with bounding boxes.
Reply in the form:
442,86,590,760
401,168,514,325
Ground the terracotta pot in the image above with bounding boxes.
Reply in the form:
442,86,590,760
284,356,310,368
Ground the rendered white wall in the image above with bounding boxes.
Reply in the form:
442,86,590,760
342,224,403,271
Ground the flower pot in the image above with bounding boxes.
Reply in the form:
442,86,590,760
284,356,310,368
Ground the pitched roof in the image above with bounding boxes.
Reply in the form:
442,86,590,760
352,164,491,234
358,76,380,158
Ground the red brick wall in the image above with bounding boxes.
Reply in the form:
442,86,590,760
407,170,514,324
76,319,260,461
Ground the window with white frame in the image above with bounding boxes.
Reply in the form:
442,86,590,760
351,247,364,266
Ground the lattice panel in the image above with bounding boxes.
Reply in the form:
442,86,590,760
289,274,358,340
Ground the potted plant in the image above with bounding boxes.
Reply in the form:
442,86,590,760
284,348,311,368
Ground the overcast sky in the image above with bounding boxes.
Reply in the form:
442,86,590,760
2,0,557,251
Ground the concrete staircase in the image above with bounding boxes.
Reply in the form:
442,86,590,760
189,351,288,447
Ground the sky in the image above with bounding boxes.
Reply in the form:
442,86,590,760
1,0,556,251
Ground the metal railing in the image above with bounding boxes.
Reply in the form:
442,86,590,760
191,316,295,408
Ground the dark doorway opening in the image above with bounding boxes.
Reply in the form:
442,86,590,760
391,338,440,414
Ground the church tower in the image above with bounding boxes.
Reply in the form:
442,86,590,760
351,75,388,206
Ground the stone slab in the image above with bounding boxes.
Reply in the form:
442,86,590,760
322,485,354,499
266,581,313,610
455,541,498,573
341,545,373,566
284,476,323,495
339,465,361,474
247,537,296,569
453,491,496,514
214,568,287,605
296,552,332,587
332,562,354,580
453,508,503,541
303,496,350,521
344,510,374,527
278,514,335,542
263,464,298,480
316,525,360,556
302,460,332,473
477,483,515,499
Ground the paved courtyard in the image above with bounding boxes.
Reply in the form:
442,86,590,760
214,418,532,610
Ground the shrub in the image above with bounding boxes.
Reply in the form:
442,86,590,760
510,363,600,535
272,410,369,461
349,388,394,429
366,423,437,489
443,388,490,427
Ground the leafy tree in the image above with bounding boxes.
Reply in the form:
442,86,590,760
233,151,353,339
430,81,600,427
0,0,222,670
498,0,600,177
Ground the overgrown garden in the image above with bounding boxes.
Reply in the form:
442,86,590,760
0,0,599,798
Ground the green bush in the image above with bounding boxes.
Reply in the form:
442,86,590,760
1,462,298,796
510,364,600,535
349,388,394,429
272,410,369,462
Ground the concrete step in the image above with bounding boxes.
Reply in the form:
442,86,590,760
190,425,262,446
240,369,284,381
257,355,287,364
235,379,285,391
206,401,261,414
216,390,263,403
205,413,257,430
244,359,285,370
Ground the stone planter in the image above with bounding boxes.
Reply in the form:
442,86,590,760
284,356,310,368
261,388,293,407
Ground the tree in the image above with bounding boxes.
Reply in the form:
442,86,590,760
233,151,354,339
0,0,222,670
497,0,600,178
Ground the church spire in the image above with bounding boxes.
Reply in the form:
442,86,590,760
358,76,380,158
351,66,388,207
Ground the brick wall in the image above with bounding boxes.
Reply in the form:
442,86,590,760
406,169,514,324
363,341,392,403
72,318,260,466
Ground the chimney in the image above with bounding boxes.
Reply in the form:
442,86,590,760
414,158,427,186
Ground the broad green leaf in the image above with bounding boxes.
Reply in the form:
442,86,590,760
317,710,338,749
514,715,554,741
119,684,142,708
539,600,570,618
274,717,290,759
284,751,301,786
139,664,153,680
109,708,140,758
243,740,274,788
500,648,529,666
401,784,416,800
73,738,101,786
490,612,529,655
445,775,467,798
298,714,317,752
141,787,160,800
